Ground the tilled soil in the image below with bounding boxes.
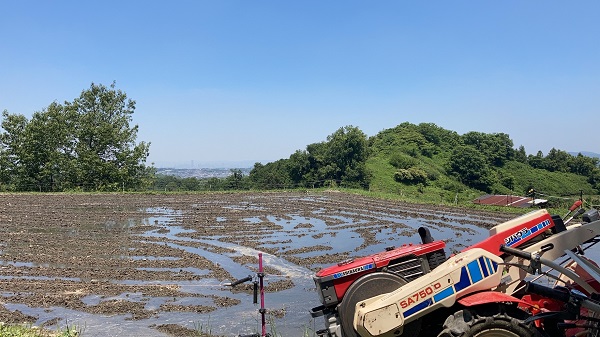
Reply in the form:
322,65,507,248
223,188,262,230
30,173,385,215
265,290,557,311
0,192,513,336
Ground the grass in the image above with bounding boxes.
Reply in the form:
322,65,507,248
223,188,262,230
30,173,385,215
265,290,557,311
193,316,217,337
0,323,79,337
363,152,600,214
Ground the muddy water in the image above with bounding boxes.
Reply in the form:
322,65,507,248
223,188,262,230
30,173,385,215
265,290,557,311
135,211,486,336
0,193,519,336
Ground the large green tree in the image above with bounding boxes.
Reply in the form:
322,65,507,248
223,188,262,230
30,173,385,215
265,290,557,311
66,82,152,190
514,145,527,163
571,153,598,176
462,131,514,167
0,108,69,190
0,82,153,191
543,148,572,173
0,110,28,189
309,125,370,187
247,125,371,189
448,145,496,192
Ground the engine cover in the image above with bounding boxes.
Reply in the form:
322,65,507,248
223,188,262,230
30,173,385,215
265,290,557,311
313,241,446,307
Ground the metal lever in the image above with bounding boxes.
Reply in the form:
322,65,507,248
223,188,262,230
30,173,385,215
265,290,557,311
224,275,253,287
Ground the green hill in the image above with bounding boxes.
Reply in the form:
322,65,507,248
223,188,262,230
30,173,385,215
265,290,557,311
153,122,600,209
246,122,599,208
363,122,598,207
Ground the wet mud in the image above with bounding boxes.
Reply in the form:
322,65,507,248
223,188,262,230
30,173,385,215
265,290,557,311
0,192,513,336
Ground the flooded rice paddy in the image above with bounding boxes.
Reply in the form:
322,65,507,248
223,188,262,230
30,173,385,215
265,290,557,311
0,192,517,336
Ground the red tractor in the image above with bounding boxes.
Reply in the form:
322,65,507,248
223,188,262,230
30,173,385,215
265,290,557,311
312,206,600,337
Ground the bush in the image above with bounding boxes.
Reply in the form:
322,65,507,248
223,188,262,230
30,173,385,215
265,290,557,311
394,167,428,185
389,153,418,169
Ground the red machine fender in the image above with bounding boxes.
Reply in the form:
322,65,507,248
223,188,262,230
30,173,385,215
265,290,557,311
457,291,533,308
462,210,554,256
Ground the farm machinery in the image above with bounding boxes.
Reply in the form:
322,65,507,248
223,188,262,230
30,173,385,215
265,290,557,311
311,203,600,337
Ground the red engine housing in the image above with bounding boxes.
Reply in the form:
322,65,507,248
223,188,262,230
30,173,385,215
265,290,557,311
313,241,446,306
312,210,561,310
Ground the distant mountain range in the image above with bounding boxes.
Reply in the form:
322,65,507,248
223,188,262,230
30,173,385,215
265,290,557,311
156,167,252,179
570,151,600,158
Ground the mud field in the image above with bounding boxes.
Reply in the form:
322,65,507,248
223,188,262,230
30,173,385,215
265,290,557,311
0,192,514,336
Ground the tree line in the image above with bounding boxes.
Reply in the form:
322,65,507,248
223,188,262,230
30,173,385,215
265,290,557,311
447,131,599,193
1,83,153,191
243,122,600,195
152,124,371,192
3,84,599,195
155,122,600,196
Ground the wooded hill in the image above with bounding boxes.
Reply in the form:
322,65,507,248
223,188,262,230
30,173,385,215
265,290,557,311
246,123,600,206
5,82,595,200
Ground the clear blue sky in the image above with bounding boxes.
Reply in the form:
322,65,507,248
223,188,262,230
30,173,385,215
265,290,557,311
2,1,599,168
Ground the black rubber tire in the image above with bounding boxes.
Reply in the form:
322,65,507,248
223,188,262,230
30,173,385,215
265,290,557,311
338,272,421,337
437,307,540,337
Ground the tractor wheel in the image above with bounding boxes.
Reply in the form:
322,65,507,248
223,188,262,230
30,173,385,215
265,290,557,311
437,307,540,337
338,272,421,337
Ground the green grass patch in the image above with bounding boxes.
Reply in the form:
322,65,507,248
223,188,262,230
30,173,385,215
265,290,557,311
0,323,79,337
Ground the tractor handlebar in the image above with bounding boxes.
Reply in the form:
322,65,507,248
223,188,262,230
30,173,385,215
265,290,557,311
525,281,600,313
499,244,532,260
524,281,570,303
500,242,599,295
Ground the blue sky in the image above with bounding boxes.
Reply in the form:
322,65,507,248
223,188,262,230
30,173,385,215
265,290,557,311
2,1,599,168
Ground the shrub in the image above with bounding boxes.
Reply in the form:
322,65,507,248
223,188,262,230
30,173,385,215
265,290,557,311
389,153,418,169
394,167,428,185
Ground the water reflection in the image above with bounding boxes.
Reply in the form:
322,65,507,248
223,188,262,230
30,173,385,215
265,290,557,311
4,200,591,337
